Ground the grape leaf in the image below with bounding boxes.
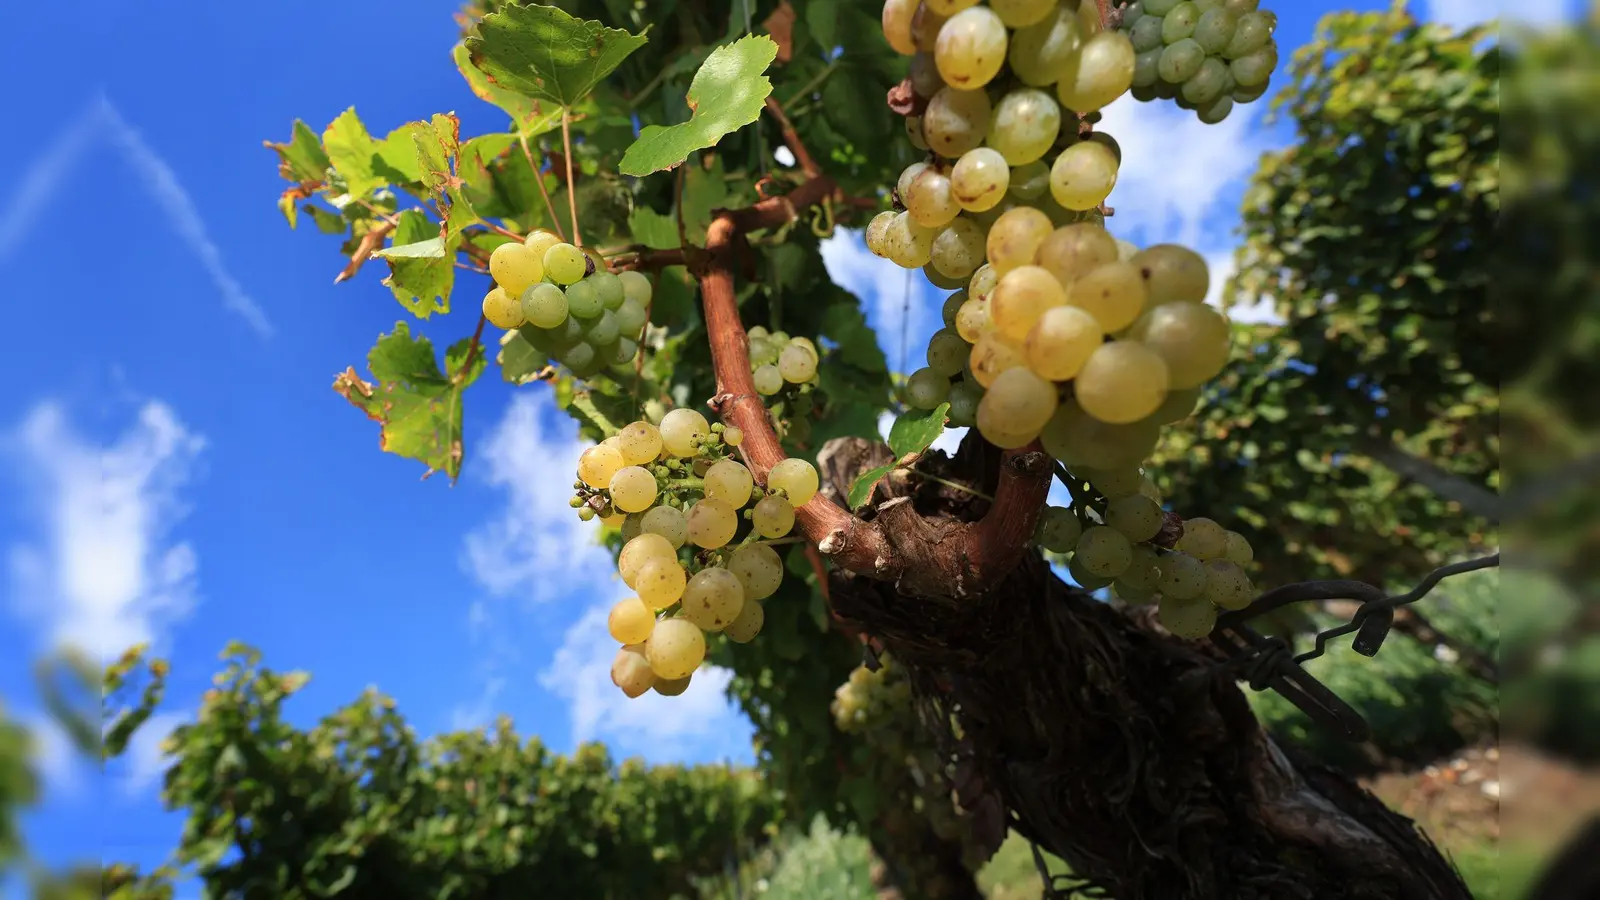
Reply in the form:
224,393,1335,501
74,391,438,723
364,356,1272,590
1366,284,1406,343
497,327,550,385
452,42,564,137
618,35,779,176
628,207,679,250
267,119,330,183
323,109,422,201
847,463,896,510
889,403,949,459
379,210,455,318
466,5,648,108
332,322,484,482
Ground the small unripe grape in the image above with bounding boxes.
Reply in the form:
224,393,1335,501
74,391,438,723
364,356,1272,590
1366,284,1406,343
682,567,746,632
1230,43,1277,87
578,444,626,488
1158,38,1206,83
724,426,744,447
728,544,783,600
686,499,739,549
482,287,524,329
660,408,710,457
645,618,706,679
752,495,796,538
1223,11,1274,59
609,597,656,644
609,465,659,513
543,242,588,285
723,599,765,643
705,460,755,509
767,458,820,506
1035,505,1083,552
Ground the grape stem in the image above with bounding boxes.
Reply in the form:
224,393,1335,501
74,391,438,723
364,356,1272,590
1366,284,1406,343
561,109,583,247
696,176,1052,595
517,134,567,243
910,468,995,503
452,313,488,386
763,96,820,179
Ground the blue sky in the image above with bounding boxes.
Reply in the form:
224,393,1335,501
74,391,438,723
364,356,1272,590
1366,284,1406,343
0,0,1549,887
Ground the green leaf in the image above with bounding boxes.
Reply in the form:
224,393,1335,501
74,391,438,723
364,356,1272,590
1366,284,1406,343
466,5,648,108
380,210,456,318
333,321,483,482
497,327,549,385
628,207,680,250
618,35,779,176
452,42,565,137
267,119,330,183
888,403,949,459
847,463,895,509
323,108,386,200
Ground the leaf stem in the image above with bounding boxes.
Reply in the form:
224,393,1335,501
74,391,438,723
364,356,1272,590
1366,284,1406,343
454,313,488,386
781,60,837,111
561,109,583,247
910,468,995,503
518,135,566,243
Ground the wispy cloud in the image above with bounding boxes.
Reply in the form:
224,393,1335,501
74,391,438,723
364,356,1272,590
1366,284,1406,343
4,399,205,664
0,95,271,337
539,599,753,764
116,711,186,798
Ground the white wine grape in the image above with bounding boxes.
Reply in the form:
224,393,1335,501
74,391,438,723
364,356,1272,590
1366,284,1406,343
1074,340,1170,424
1223,530,1253,566
1024,305,1101,381
906,168,963,228
1055,30,1137,113
1086,466,1144,499
986,206,1055,276
990,0,1056,28
884,212,937,268
521,283,568,328
1039,400,1161,470
778,343,819,382
482,287,524,329
988,89,1062,165
619,533,676,588
752,494,797,538
1158,592,1217,638
1175,516,1228,560
490,241,544,296
543,242,588,285
1126,302,1231,389
1035,223,1121,286
636,556,688,610
728,543,783,600
923,87,993,157
767,458,820,506
907,367,953,409
955,294,993,343
1008,3,1083,86
641,505,688,548
927,330,971,377
935,5,1009,89
754,364,784,395
608,596,656,644
618,269,653,305
686,498,739,549
704,460,755,509
881,0,917,54
616,420,663,466
609,465,659,513
681,567,746,632
991,265,1067,342
1066,260,1148,333
1035,505,1084,552
1076,525,1133,577
1157,551,1207,600
1105,493,1164,542
969,332,1027,388
578,444,626,489
930,217,988,280
723,599,765,643
1050,141,1120,212
1203,559,1254,611
645,617,706,679
1130,244,1210,305
865,210,898,258
976,366,1058,437
951,148,1011,211
612,643,656,698
660,408,711,457
1120,542,1164,591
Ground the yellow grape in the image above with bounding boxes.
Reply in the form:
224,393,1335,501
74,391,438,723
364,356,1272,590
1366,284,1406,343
930,217,988,280
1055,31,1138,113
951,148,1011,212
969,332,1027,388
724,426,744,447
636,557,688,610
897,161,932,202
1086,466,1144,499
1074,341,1170,425
616,420,664,466
1203,560,1255,611
618,533,676,588
609,466,659,513
767,458,820,506
1035,223,1121,287
977,366,1058,440
987,206,1054,276
906,168,962,229
865,210,898,258
1025,305,1101,381
925,0,978,13
1126,302,1231,389
523,229,562,257
1008,2,1084,86
881,0,917,54
1066,260,1148,333
645,618,706,679
619,269,654,305
653,675,691,696
1038,400,1161,470
704,460,755,509
1158,592,1217,639
482,287,524,329
723,599,765,643
681,567,746,632
728,544,784,600
935,6,1009,89
640,505,688,549
1175,517,1229,560
779,343,819,383
1050,141,1120,212
489,241,545,296
543,242,589,285
686,498,739,549
1157,551,1208,600
992,265,1068,342
885,211,937,268
660,408,710,457
969,263,1000,300
752,494,797,538
1150,386,1203,424
577,444,625,489
923,86,993,158
1224,531,1254,566
1130,244,1211,305
991,0,1056,28
987,88,1062,165
608,597,657,644
956,295,993,343
612,644,656,698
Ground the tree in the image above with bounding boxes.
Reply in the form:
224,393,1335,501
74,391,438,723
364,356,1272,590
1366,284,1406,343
271,1,1492,897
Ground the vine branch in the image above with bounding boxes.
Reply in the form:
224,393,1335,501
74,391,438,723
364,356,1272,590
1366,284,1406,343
763,96,820,178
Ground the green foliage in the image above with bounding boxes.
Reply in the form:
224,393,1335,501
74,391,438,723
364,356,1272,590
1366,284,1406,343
466,2,649,107
848,404,950,507
619,35,780,176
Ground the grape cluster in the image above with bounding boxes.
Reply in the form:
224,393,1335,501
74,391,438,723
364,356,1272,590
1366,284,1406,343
479,230,654,379
1119,0,1279,122
577,410,821,699
747,326,824,444
1037,475,1255,637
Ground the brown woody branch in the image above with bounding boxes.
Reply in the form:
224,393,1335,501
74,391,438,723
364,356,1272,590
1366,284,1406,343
764,96,821,178
696,177,1050,592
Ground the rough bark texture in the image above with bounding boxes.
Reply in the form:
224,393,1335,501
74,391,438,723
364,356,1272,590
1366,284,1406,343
818,435,1474,900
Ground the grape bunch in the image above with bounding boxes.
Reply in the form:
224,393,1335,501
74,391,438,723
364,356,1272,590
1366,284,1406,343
479,229,654,379
1037,476,1255,638
1119,0,1279,122
574,409,821,699
747,326,823,444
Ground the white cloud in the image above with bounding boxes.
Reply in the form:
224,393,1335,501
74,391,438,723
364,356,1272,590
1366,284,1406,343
539,599,752,763
773,145,796,167
820,229,939,373
460,392,609,599
25,713,81,798
0,95,270,337
877,411,966,457
117,711,185,798
5,400,204,664
1427,0,1572,28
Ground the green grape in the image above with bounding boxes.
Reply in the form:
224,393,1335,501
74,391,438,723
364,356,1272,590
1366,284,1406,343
897,161,932,203
723,598,765,643
1175,516,1228,560
927,330,970,377
1050,141,1119,212
608,597,656,644
728,543,783,600
941,290,968,327
1086,467,1143,499
990,0,1055,27
578,444,626,488
609,466,659,513
1158,592,1217,638
660,408,710,457
1074,340,1170,424
987,206,1055,276
1222,10,1273,58
1113,581,1157,603
521,283,568,328
1036,223,1120,286
952,148,1011,212
653,675,691,697
923,263,965,291
1203,560,1254,611
490,241,544,295
976,366,1058,441
1056,31,1137,113
1024,305,1100,381
1126,303,1231,389
618,533,676,588
1138,474,1163,504
752,495,796,538
778,344,819,382
584,309,620,345
704,460,755,509
1008,160,1052,200
1232,79,1269,104
907,169,962,229
558,341,597,373
1192,8,1238,54
934,5,1008,89
1224,0,1259,13
1161,2,1199,41
686,499,739,549
1008,3,1083,86
564,279,602,319
931,217,988,280
482,287,524,329
590,271,626,310
1157,551,1207,599
1230,43,1277,87
1120,543,1163,590
1076,526,1133,577
1150,386,1202,424
1145,0,1183,13
768,458,820,505
1198,95,1235,124
906,115,931,150
611,644,655,698
1182,58,1230,105
947,378,984,426
907,367,952,409
923,87,993,157
608,338,638,366
645,617,705,679
753,364,784,395
909,51,945,96
523,229,562,259
1068,553,1115,590
1128,14,1165,52
1132,48,1162,87
543,242,588,285
1223,530,1253,566
881,0,917,54
885,212,937,268
682,568,746,632
988,88,1062,165
1158,38,1206,82
1067,260,1148,333
1106,493,1164,542
1039,400,1161,470
866,210,899,258
641,505,688,548
1035,505,1083,552
614,297,649,336
619,269,653,305
620,513,644,542
1130,243,1210,305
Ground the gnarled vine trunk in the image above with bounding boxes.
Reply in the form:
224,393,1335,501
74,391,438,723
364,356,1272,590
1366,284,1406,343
817,436,1472,900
